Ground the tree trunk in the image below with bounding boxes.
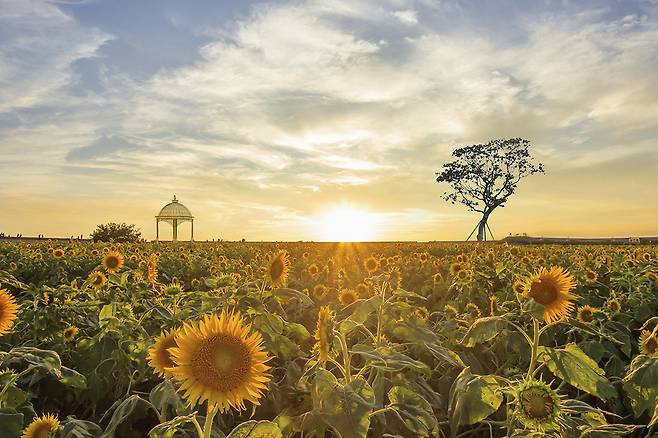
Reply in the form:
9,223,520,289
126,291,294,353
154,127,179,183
476,211,491,241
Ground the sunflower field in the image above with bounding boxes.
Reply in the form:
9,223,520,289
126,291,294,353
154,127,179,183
0,240,657,438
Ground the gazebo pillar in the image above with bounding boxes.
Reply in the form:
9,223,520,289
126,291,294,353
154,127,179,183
172,219,178,242
156,219,159,241
191,220,194,241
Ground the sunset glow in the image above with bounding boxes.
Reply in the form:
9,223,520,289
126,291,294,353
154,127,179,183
314,206,380,242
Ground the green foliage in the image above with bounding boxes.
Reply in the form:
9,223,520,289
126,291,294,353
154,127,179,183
91,222,142,243
0,240,656,437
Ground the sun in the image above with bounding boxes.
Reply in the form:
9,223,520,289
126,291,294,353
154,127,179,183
314,206,379,242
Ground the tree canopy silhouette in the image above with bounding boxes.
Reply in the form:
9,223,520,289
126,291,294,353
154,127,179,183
436,138,544,241
91,222,142,243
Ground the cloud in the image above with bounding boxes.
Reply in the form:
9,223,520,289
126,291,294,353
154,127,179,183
0,0,112,112
66,135,141,161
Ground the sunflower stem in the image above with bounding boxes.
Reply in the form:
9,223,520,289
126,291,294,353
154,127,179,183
203,404,219,438
191,415,204,438
527,318,540,379
338,332,352,384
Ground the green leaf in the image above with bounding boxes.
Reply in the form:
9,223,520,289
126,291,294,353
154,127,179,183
460,316,508,347
99,303,116,321
338,296,380,335
387,386,438,437
579,424,643,437
424,342,465,368
271,288,314,308
61,418,104,438
622,355,658,417
0,408,24,437
226,420,282,438
101,395,157,438
148,414,198,438
538,343,616,401
311,369,375,438
351,344,429,374
60,366,87,389
149,380,188,418
448,367,502,431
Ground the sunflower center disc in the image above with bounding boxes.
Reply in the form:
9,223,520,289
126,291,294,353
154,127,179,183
214,349,236,372
523,389,552,419
270,260,283,280
647,336,658,354
529,280,558,305
193,334,252,392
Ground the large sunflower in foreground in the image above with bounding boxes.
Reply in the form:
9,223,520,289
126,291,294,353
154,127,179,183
0,289,19,336
168,310,271,412
102,251,124,274
523,266,577,324
147,328,179,377
266,251,290,288
21,413,59,438
513,379,565,432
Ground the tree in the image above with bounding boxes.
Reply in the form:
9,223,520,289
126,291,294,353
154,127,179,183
91,222,142,243
435,138,544,241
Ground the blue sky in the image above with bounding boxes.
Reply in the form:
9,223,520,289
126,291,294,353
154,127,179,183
1,0,657,240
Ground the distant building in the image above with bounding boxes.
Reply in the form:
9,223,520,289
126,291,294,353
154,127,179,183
156,195,194,242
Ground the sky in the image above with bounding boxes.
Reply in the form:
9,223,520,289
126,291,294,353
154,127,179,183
1,0,657,241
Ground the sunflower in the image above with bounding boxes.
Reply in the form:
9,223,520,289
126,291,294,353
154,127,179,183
89,270,107,288
63,326,79,342
191,278,202,289
577,305,597,323
363,256,379,274
147,254,158,284
584,269,598,284
308,264,319,276
355,282,370,298
433,272,443,285
457,269,469,281
444,304,459,318
338,289,358,306
53,248,65,258
646,272,658,282
523,266,577,324
312,284,327,300
102,251,124,274
148,328,179,377
314,306,333,364
465,302,482,318
21,413,59,438
0,289,19,336
639,330,658,357
513,379,564,432
607,297,621,313
449,262,464,276
164,281,184,295
266,250,290,288
168,310,271,412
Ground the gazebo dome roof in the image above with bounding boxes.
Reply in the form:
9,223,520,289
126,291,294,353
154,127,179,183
157,196,193,219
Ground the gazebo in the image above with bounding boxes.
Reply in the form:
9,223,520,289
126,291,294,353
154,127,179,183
156,195,194,242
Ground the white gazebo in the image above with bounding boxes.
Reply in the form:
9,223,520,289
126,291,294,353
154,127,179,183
156,195,194,242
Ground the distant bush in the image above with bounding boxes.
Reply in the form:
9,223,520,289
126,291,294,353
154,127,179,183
91,222,142,243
